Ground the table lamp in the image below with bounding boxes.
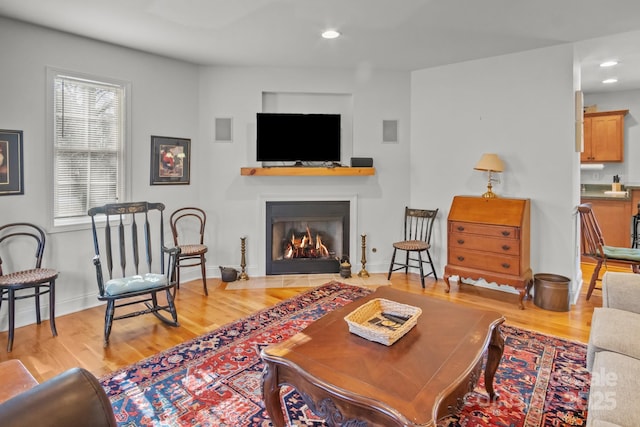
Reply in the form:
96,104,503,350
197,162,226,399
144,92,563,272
474,153,504,198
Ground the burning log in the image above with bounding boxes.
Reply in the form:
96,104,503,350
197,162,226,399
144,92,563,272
281,225,331,259
316,235,329,257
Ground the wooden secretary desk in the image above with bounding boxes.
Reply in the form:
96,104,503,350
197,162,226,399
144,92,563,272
443,196,533,309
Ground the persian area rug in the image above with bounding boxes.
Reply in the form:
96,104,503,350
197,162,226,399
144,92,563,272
101,283,590,427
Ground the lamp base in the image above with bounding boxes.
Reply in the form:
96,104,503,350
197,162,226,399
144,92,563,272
482,182,498,198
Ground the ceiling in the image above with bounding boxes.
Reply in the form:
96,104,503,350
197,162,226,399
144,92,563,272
3,0,640,93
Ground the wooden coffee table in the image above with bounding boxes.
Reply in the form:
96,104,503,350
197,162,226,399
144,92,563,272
261,287,505,427
0,360,38,404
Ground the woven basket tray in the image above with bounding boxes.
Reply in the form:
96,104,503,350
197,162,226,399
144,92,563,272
344,298,422,346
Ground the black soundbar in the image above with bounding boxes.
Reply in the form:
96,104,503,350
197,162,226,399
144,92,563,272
350,157,373,167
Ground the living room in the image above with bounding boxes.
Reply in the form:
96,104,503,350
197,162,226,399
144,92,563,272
0,14,581,327
1,3,640,425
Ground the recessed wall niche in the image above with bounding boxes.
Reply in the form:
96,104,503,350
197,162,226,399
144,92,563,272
261,91,354,164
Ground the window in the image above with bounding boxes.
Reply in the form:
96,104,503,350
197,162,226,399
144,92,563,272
50,70,129,227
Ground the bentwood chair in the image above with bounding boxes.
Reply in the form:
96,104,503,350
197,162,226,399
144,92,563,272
387,207,439,288
170,207,208,296
88,201,180,346
578,203,640,300
0,223,59,352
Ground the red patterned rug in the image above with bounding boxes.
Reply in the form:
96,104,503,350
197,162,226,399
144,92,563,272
100,282,590,426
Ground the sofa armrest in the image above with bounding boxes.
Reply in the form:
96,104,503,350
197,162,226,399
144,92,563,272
0,367,116,427
602,272,640,314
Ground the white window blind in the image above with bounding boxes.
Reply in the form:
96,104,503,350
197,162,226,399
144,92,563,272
53,73,126,225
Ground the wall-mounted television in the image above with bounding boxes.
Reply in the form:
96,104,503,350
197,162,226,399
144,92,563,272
256,113,341,165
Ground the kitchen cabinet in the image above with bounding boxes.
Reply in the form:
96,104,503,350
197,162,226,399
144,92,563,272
581,110,628,163
444,196,532,309
632,189,640,214
580,198,632,248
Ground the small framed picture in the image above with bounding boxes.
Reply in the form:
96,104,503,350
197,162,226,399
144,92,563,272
150,135,191,185
0,129,24,196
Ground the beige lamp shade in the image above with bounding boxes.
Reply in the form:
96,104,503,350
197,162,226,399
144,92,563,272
474,153,504,198
474,153,504,172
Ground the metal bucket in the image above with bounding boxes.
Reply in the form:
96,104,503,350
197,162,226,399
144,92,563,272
533,273,570,312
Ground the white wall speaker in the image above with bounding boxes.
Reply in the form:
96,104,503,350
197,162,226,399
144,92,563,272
382,119,398,143
215,117,233,142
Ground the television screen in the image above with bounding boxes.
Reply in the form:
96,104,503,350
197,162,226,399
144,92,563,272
257,113,341,164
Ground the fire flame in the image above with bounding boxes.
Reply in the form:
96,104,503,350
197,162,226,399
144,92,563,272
283,225,330,259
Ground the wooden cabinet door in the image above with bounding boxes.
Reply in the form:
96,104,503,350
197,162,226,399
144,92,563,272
581,116,592,162
587,199,632,247
582,110,627,163
591,114,623,162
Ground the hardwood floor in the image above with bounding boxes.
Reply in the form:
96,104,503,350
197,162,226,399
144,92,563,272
0,263,625,383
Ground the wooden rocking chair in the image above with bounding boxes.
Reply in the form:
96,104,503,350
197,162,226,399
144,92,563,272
88,201,180,346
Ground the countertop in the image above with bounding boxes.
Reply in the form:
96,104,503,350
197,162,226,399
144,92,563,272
581,184,631,200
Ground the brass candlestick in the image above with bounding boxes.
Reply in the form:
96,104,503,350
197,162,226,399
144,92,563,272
357,234,370,278
239,236,249,280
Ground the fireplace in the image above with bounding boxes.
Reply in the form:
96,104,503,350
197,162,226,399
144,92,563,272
265,201,350,275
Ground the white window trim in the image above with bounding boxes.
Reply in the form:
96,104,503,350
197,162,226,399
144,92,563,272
46,67,132,233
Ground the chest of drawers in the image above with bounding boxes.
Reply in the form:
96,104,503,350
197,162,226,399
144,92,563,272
444,196,532,309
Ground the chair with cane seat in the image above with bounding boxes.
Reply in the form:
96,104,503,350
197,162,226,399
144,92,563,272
387,207,439,288
0,223,59,352
88,201,180,346
170,207,208,296
577,202,640,300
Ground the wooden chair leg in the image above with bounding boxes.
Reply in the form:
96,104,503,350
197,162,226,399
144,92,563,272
166,290,179,324
417,251,425,288
586,260,603,300
404,251,409,274
7,289,15,352
35,286,42,324
200,255,208,296
387,248,398,280
103,300,115,347
175,259,181,290
49,280,58,337
425,249,438,281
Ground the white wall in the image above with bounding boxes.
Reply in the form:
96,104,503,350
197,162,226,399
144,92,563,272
0,16,585,331
410,44,582,298
0,17,411,330
0,17,200,329
582,89,640,185
196,66,411,277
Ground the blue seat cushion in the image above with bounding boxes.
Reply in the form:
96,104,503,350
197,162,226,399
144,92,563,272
603,245,640,262
104,273,168,296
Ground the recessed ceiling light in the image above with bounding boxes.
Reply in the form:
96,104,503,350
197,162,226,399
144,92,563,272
600,61,618,67
321,30,340,39
602,78,618,84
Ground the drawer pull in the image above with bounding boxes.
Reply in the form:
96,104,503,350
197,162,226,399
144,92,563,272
502,245,511,251
457,256,465,262
457,239,465,244
457,226,465,231
501,231,511,237
501,263,511,269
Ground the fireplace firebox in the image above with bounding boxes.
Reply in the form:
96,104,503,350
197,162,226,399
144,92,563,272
266,201,349,275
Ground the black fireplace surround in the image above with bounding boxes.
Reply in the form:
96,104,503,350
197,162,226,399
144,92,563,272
265,200,349,275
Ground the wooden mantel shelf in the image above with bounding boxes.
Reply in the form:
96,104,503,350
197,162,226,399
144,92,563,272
240,167,376,176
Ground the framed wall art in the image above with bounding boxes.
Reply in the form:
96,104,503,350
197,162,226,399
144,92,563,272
150,135,191,185
0,129,24,196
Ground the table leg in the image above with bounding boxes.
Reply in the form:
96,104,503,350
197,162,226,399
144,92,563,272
443,274,451,292
484,324,504,401
262,361,285,427
517,288,526,310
